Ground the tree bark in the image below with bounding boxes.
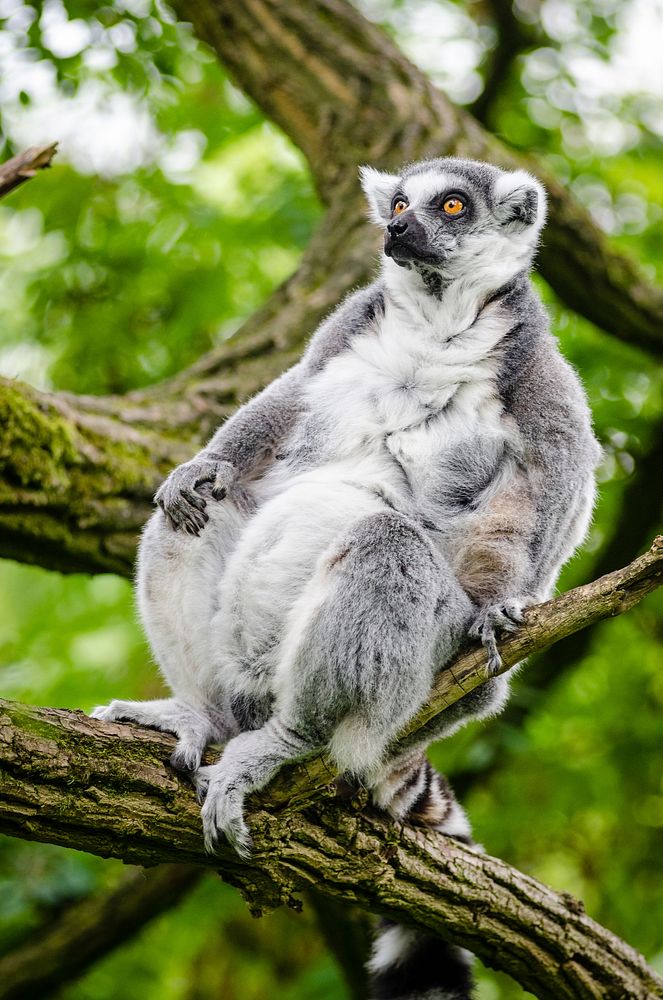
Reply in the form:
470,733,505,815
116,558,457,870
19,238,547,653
0,144,57,199
0,698,661,1000
0,541,661,999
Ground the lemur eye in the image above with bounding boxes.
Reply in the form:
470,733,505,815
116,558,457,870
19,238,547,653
393,199,408,215
442,196,465,216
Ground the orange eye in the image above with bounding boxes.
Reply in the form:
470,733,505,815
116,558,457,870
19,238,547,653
393,199,408,215
443,197,465,216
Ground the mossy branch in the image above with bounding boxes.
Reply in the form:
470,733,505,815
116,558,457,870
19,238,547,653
0,192,373,575
0,541,661,999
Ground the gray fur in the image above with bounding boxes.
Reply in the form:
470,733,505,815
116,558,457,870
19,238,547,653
92,159,598,994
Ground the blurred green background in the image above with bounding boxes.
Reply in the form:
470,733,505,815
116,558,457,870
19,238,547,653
0,1,661,997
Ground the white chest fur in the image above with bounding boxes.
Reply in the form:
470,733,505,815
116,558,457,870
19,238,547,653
305,295,513,480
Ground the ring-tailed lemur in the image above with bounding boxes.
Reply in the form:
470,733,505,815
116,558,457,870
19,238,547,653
93,158,599,1000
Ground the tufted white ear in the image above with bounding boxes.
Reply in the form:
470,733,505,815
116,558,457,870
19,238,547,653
494,170,547,233
359,166,400,225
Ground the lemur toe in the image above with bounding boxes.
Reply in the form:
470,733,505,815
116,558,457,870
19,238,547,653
193,765,214,804
198,773,253,858
169,739,204,774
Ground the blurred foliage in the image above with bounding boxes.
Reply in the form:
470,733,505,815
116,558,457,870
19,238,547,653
0,0,661,998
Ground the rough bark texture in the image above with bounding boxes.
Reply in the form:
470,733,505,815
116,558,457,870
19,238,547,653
1,3,662,996
0,864,204,1000
0,542,662,999
0,699,661,1000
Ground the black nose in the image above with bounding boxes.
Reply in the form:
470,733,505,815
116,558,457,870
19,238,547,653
388,217,409,236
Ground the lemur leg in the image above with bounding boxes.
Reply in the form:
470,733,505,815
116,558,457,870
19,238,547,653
368,751,476,1000
197,511,473,855
195,717,311,855
92,502,248,770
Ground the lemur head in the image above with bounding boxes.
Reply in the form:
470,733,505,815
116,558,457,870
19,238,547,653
360,157,547,295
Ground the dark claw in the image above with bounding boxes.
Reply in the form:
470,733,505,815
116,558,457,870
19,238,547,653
481,628,502,674
170,749,196,774
211,485,227,501
181,488,208,512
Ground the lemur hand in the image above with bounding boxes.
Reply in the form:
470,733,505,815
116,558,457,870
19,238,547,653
155,456,237,535
469,598,526,675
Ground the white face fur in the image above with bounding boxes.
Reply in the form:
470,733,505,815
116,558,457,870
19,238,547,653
360,157,547,299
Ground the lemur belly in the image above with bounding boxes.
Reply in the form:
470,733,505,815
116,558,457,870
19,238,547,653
209,308,517,700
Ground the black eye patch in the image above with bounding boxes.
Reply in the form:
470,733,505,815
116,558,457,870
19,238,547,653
423,191,470,216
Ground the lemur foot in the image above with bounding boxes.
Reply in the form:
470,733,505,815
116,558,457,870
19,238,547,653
194,764,253,858
154,456,238,535
469,599,525,674
90,697,229,773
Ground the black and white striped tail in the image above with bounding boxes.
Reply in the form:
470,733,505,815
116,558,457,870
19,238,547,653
368,753,475,1000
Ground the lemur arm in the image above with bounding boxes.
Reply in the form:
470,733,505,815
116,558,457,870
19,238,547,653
457,328,600,670
156,362,306,533
155,282,385,533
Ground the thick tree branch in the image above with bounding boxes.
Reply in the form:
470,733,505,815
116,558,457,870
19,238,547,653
471,0,540,124
0,864,203,1000
3,1,663,576
1,703,661,1000
0,542,661,999
0,195,374,574
174,0,663,358
0,144,57,199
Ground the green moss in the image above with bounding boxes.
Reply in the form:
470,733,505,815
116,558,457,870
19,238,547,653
0,379,79,490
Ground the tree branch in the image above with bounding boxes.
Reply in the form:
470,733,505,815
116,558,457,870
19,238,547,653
0,864,204,1000
174,0,663,358
3,0,663,577
0,541,661,999
471,0,539,125
0,145,57,200
0,193,374,575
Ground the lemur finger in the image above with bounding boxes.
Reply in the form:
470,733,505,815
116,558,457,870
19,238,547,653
503,601,525,625
181,488,207,512
192,469,216,491
168,497,208,534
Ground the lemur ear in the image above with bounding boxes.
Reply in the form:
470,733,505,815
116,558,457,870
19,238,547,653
494,170,547,232
359,166,400,225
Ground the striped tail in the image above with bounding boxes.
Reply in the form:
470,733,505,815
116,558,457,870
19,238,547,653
368,752,475,1000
